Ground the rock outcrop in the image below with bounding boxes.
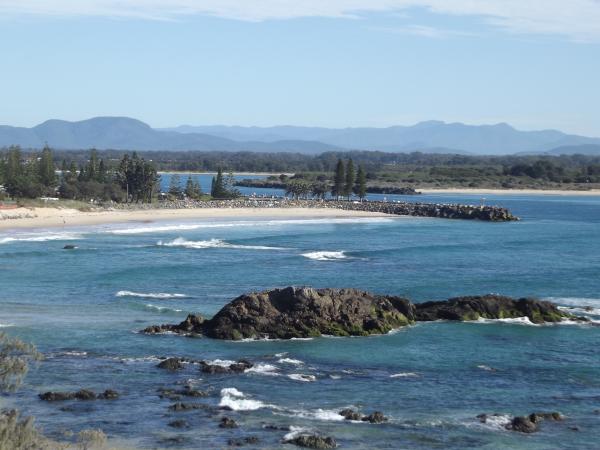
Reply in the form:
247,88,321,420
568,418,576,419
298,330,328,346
142,287,579,340
39,389,118,401
415,295,570,324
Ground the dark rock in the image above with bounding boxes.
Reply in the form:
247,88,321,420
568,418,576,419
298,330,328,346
339,409,362,421
141,288,575,340
63,245,77,250
228,437,260,446
415,295,572,324
168,419,189,428
285,434,337,449
98,389,119,400
168,402,205,412
39,392,76,401
142,314,205,335
200,360,253,374
507,416,538,433
219,417,238,428
529,412,564,423
361,411,388,424
158,358,185,371
74,389,97,401
203,287,415,340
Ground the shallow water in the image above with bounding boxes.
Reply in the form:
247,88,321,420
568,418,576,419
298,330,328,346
1,194,599,449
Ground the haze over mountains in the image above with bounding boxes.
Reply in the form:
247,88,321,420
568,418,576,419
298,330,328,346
1,117,599,156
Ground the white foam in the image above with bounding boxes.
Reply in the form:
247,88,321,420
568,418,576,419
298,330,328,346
477,414,512,431
390,372,419,378
157,237,287,250
219,388,268,411
278,358,303,365
144,304,183,313
472,317,539,326
245,363,279,376
283,426,313,441
0,232,83,244
288,374,316,382
0,323,14,328
204,359,236,367
477,365,496,372
116,290,188,299
288,408,345,422
301,251,348,261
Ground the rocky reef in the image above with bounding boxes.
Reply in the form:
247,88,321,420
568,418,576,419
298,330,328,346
142,287,582,340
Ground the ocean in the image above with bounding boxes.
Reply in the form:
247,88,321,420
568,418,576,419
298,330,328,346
1,191,599,449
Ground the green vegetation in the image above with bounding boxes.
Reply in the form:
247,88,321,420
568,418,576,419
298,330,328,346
210,167,239,199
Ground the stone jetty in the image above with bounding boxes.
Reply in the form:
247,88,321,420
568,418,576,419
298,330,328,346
112,198,518,221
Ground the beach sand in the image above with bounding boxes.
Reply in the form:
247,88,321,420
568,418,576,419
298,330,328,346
420,188,600,196
0,207,390,231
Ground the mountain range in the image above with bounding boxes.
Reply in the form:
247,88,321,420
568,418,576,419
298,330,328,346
1,117,599,155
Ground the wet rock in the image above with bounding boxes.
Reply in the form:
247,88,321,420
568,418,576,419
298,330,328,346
63,245,77,250
168,419,189,428
415,295,573,324
142,314,205,335
200,360,253,374
97,389,119,400
39,392,76,402
74,389,97,401
228,436,260,446
158,358,185,371
339,409,361,421
507,416,538,433
361,411,388,424
529,412,564,422
285,434,337,449
168,402,206,412
219,417,238,428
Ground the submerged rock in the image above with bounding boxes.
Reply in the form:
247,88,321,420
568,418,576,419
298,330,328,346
168,419,189,428
285,434,337,449
157,357,185,371
39,389,118,402
228,436,260,446
219,417,238,428
63,244,77,250
141,287,578,340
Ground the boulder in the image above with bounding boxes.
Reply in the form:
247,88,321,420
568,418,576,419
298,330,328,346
361,411,388,424
157,358,185,371
143,314,205,335
507,416,538,433
200,360,253,374
285,434,337,449
219,417,238,428
98,389,119,400
339,409,361,421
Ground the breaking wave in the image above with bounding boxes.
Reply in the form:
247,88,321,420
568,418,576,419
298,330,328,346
390,372,419,378
244,363,280,376
0,232,83,244
144,304,183,313
301,251,348,261
157,237,288,250
288,374,316,382
116,290,188,299
219,388,270,411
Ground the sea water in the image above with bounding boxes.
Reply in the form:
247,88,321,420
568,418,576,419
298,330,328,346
1,193,599,449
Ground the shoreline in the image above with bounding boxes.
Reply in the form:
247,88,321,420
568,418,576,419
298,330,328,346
419,188,600,196
0,207,391,231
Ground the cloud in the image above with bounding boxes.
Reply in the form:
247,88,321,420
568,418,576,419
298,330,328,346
1,0,600,42
370,24,476,39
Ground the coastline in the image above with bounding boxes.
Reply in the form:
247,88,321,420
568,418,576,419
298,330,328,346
420,188,600,196
0,207,390,231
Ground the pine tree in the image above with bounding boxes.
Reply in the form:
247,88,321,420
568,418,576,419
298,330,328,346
354,165,367,201
37,145,56,188
344,159,355,200
211,167,227,198
332,158,345,200
168,174,182,198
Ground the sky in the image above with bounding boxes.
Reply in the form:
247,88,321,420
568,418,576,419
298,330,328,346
1,1,599,136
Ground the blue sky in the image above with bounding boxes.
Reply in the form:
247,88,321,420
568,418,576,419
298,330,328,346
1,1,599,136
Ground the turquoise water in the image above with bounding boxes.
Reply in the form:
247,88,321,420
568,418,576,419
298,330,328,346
1,194,599,449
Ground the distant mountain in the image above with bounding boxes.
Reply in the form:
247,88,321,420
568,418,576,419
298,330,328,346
165,121,600,154
1,117,599,155
0,117,339,153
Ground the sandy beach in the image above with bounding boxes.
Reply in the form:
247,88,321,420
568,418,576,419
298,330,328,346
0,207,389,231
420,188,600,196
